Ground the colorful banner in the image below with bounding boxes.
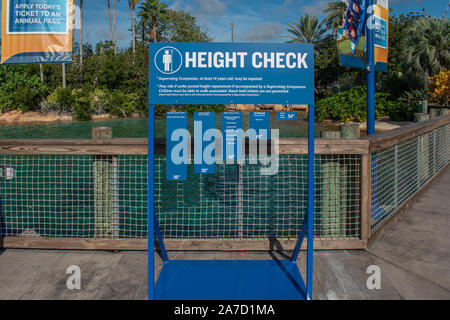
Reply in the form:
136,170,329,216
337,0,388,71
373,0,389,71
1,0,73,64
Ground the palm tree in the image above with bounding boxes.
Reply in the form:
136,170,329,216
401,18,450,89
323,1,347,35
79,0,84,66
138,0,168,42
129,0,140,55
286,14,330,50
113,0,117,54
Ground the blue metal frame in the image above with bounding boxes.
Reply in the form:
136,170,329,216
306,102,315,300
148,104,316,300
148,48,315,300
148,104,154,300
366,0,376,136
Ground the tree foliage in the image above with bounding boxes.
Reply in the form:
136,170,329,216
286,14,330,47
401,17,449,90
323,1,347,35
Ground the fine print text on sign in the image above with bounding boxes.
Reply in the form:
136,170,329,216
149,43,314,105
6,0,69,34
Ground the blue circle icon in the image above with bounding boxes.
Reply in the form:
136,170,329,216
154,46,183,74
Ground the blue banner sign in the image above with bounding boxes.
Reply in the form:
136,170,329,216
166,112,188,181
149,43,314,105
194,112,216,174
277,112,297,120
374,16,388,49
249,112,270,140
222,112,243,161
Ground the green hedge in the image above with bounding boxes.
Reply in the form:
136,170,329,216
315,86,414,122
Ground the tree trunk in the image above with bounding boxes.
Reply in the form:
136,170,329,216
62,63,66,88
39,63,44,82
79,0,83,67
152,16,157,42
131,5,135,56
107,0,113,44
113,0,117,54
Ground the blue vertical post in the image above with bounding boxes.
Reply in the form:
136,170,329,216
306,102,315,300
148,103,155,300
366,0,375,136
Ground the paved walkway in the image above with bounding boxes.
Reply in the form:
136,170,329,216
0,168,449,300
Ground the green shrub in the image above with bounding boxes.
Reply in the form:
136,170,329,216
0,67,48,112
315,86,409,122
56,87,75,110
103,90,138,118
14,86,39,112
73,89,92,121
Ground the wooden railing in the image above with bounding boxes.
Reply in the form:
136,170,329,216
0,115,448,251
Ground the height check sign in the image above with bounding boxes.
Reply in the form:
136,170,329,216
149,43,314,105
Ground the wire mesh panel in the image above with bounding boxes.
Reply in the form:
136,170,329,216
0,153,361,240
371,124,450,232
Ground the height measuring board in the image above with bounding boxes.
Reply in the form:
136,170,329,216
148,42,316,300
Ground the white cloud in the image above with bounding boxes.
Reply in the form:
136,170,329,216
240,22,283,42
299,0,329,16
195,0,227,16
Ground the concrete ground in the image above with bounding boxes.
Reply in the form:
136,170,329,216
0,168,449,300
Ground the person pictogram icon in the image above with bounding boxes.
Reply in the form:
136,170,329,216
163,50,172,72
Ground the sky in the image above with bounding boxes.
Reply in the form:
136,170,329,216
1,0,449,48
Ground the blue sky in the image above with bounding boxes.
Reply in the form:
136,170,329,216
1,0,449,47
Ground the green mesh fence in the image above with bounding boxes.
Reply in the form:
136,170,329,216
371,124,450,232
0,153,362,240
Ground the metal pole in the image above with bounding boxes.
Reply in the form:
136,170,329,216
148,103,155,300
366,0,375,136
230,23,234,43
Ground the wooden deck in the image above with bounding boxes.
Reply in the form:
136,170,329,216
0,167,449,300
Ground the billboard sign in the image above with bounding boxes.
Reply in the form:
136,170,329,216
1,0,73,64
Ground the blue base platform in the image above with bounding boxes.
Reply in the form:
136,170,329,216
155,259,306,300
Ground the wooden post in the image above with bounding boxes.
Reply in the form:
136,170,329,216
430,108,440,119
320,125,359,238
92,127,118,238
414,113,430,123
320,131,340,139
413,113,430,185
340,124,360,139
418,100,428,114
360,154,371,246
